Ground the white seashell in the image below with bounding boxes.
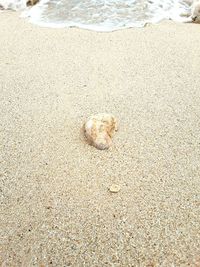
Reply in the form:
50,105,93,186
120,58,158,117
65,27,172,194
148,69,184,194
109,184,121,193
84,113,118,150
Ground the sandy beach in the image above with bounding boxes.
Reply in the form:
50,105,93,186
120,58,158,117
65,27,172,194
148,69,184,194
0,11,200,266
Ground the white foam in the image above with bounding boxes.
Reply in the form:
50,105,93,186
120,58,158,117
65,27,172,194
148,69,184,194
0,0,27,10
1,0,193,31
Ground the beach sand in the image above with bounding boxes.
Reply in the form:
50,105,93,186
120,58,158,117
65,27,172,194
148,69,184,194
0,12,200,266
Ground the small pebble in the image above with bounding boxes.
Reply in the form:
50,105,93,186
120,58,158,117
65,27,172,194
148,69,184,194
84,113,118,150
109,184,121,193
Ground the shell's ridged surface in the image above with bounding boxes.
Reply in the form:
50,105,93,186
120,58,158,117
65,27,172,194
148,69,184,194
84,113,118,150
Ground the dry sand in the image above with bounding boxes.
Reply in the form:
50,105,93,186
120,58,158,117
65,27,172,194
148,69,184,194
0,11,200,267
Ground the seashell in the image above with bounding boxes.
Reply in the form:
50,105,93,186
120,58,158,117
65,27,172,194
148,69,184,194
84,113,118,150
109,184,121,193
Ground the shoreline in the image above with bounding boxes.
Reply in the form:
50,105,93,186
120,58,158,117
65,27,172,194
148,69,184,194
0,0,193,32
0,11,200,266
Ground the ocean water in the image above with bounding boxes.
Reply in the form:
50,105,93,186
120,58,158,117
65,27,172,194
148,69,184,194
0,0,192,31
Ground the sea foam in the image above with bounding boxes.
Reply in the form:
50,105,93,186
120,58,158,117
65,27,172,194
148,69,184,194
0,0,27,10
0,0,192,31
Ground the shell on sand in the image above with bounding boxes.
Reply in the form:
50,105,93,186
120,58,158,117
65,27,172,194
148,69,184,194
109,184,121,193
84,113,118,150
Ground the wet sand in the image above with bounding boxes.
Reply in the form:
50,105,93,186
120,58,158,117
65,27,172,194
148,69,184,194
0,12,200,266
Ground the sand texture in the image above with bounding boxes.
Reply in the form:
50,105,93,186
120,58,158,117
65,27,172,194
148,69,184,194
0,12,200,266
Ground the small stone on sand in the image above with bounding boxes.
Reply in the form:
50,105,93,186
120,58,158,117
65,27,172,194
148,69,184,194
109,184,121,193
84,113,118,150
